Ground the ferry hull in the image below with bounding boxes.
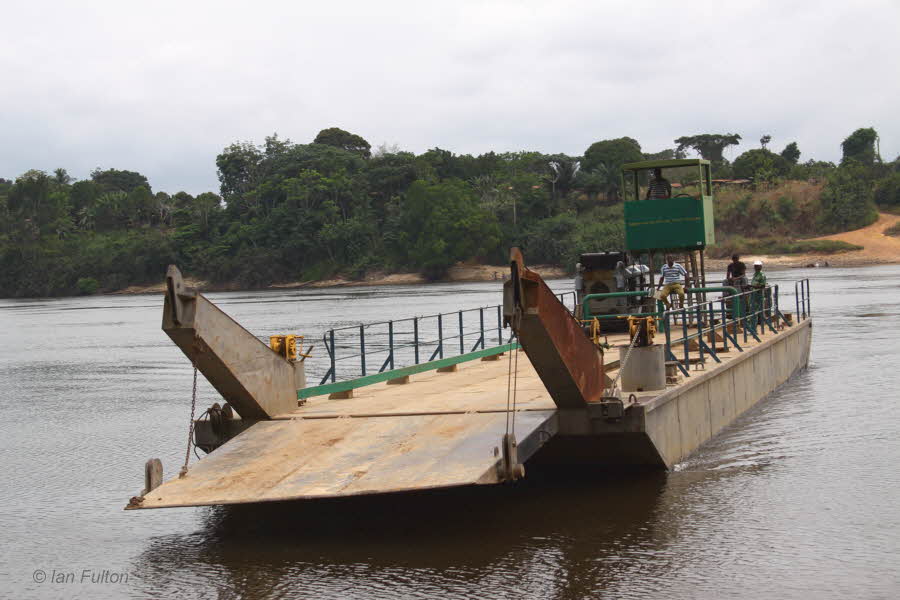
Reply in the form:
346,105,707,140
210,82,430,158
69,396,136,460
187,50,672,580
532,318,813,469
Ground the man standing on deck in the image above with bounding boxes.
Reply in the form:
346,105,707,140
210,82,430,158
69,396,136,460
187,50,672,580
646,168,672,199
657,255,689,309
750,260,770,317
726,254,748,290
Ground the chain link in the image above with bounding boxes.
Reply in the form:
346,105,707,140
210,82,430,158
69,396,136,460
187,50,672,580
179,365,199,478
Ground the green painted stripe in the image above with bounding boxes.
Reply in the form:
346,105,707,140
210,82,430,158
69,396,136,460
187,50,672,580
298,342,521,399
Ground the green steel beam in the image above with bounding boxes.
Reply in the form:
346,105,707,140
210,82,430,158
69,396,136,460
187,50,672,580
298,342,521,400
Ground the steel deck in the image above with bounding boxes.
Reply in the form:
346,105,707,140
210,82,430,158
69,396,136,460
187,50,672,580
133,323,785,509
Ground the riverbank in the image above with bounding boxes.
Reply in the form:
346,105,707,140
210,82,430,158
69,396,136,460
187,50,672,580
705,212,900,270
105,213,900,295
112,263,567,295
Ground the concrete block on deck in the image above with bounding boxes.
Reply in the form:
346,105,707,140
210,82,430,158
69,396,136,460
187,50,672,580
329,389,354,399
437,364,459,373
387,375,411,385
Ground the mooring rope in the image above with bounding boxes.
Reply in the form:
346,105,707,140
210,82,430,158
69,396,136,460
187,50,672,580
505,335,514,434
504,334,520,437
607,325,641,396
511,340,520,437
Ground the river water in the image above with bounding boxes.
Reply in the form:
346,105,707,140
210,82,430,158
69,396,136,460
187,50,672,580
2,266,899,599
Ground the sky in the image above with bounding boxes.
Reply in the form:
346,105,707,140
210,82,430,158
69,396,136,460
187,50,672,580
1,0,897,195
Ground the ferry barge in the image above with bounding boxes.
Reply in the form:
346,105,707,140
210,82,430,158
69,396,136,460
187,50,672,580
127,159,812,509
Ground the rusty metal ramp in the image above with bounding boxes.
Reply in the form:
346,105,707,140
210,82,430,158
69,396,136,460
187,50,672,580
130,410,557,509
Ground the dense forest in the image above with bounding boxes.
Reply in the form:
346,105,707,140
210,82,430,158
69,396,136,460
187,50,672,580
1,126,897,297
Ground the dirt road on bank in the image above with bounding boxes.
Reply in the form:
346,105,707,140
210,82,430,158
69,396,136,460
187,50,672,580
707,212,900,270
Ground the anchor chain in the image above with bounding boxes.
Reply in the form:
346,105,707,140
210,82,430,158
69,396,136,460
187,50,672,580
179,365,199,478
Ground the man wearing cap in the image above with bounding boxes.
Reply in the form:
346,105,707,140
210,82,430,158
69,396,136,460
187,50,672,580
751,260,766,289
750,260,770,318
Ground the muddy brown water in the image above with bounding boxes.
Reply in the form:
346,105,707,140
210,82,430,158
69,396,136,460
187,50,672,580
2,266,899,599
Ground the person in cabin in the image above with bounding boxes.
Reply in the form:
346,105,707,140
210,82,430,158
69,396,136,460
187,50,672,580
657,255,689,309
645,167,672,200
725,253,748,291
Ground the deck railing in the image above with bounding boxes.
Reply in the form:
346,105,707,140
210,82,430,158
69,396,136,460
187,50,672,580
311,291,577,385
649,279,810,377
297,279,808,396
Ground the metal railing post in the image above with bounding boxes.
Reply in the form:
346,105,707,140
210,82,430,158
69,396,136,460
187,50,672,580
438,313,444,359
795,282,800,321
695,302,704,363
329,329,336,383
682,307,689,370
497,305,502,345
720,298,728,352
458,310,464,355
413,317,420,364
803,281,808,319
388,320,395,370
805,279,811,316
479,307,485,350
664,310,672,354
743,291,749,344
360,324,366,376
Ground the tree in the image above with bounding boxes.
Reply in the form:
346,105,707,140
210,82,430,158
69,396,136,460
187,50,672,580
54,168,72,185
126,185,155,225
732,149,790,180
818,163,878,233
760,135,771,149
642,149,675,161
216,141,263,201
841,127,880,166
674,134,742,162
419,147,463,181
545,156,581,210
780,142,801,164
313,127,371,159
583,137,643,173
193,192,222,230
90,168,151,194
581,137,642,201
874,173,900,208
388,180,500,279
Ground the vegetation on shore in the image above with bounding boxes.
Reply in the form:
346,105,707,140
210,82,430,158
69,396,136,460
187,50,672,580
1,127,897,297
884,222,900,237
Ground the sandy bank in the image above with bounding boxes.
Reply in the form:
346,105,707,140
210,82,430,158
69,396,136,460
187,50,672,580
706,213,900,270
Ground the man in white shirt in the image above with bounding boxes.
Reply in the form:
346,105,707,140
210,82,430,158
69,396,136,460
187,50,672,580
657,255,689,309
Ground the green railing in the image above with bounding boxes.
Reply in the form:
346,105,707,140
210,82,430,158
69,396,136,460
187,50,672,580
302,291,577,397
588,280,809,377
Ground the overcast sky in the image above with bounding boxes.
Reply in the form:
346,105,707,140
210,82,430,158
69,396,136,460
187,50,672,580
2,0,897,194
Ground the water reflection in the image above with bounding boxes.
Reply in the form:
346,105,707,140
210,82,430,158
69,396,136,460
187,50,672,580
133,474,672,599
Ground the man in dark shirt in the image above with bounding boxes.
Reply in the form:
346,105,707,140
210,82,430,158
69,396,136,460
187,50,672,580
726,254,747,290
645,168,672,199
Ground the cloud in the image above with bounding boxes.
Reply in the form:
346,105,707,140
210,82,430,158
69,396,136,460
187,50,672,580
1,0,897,193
